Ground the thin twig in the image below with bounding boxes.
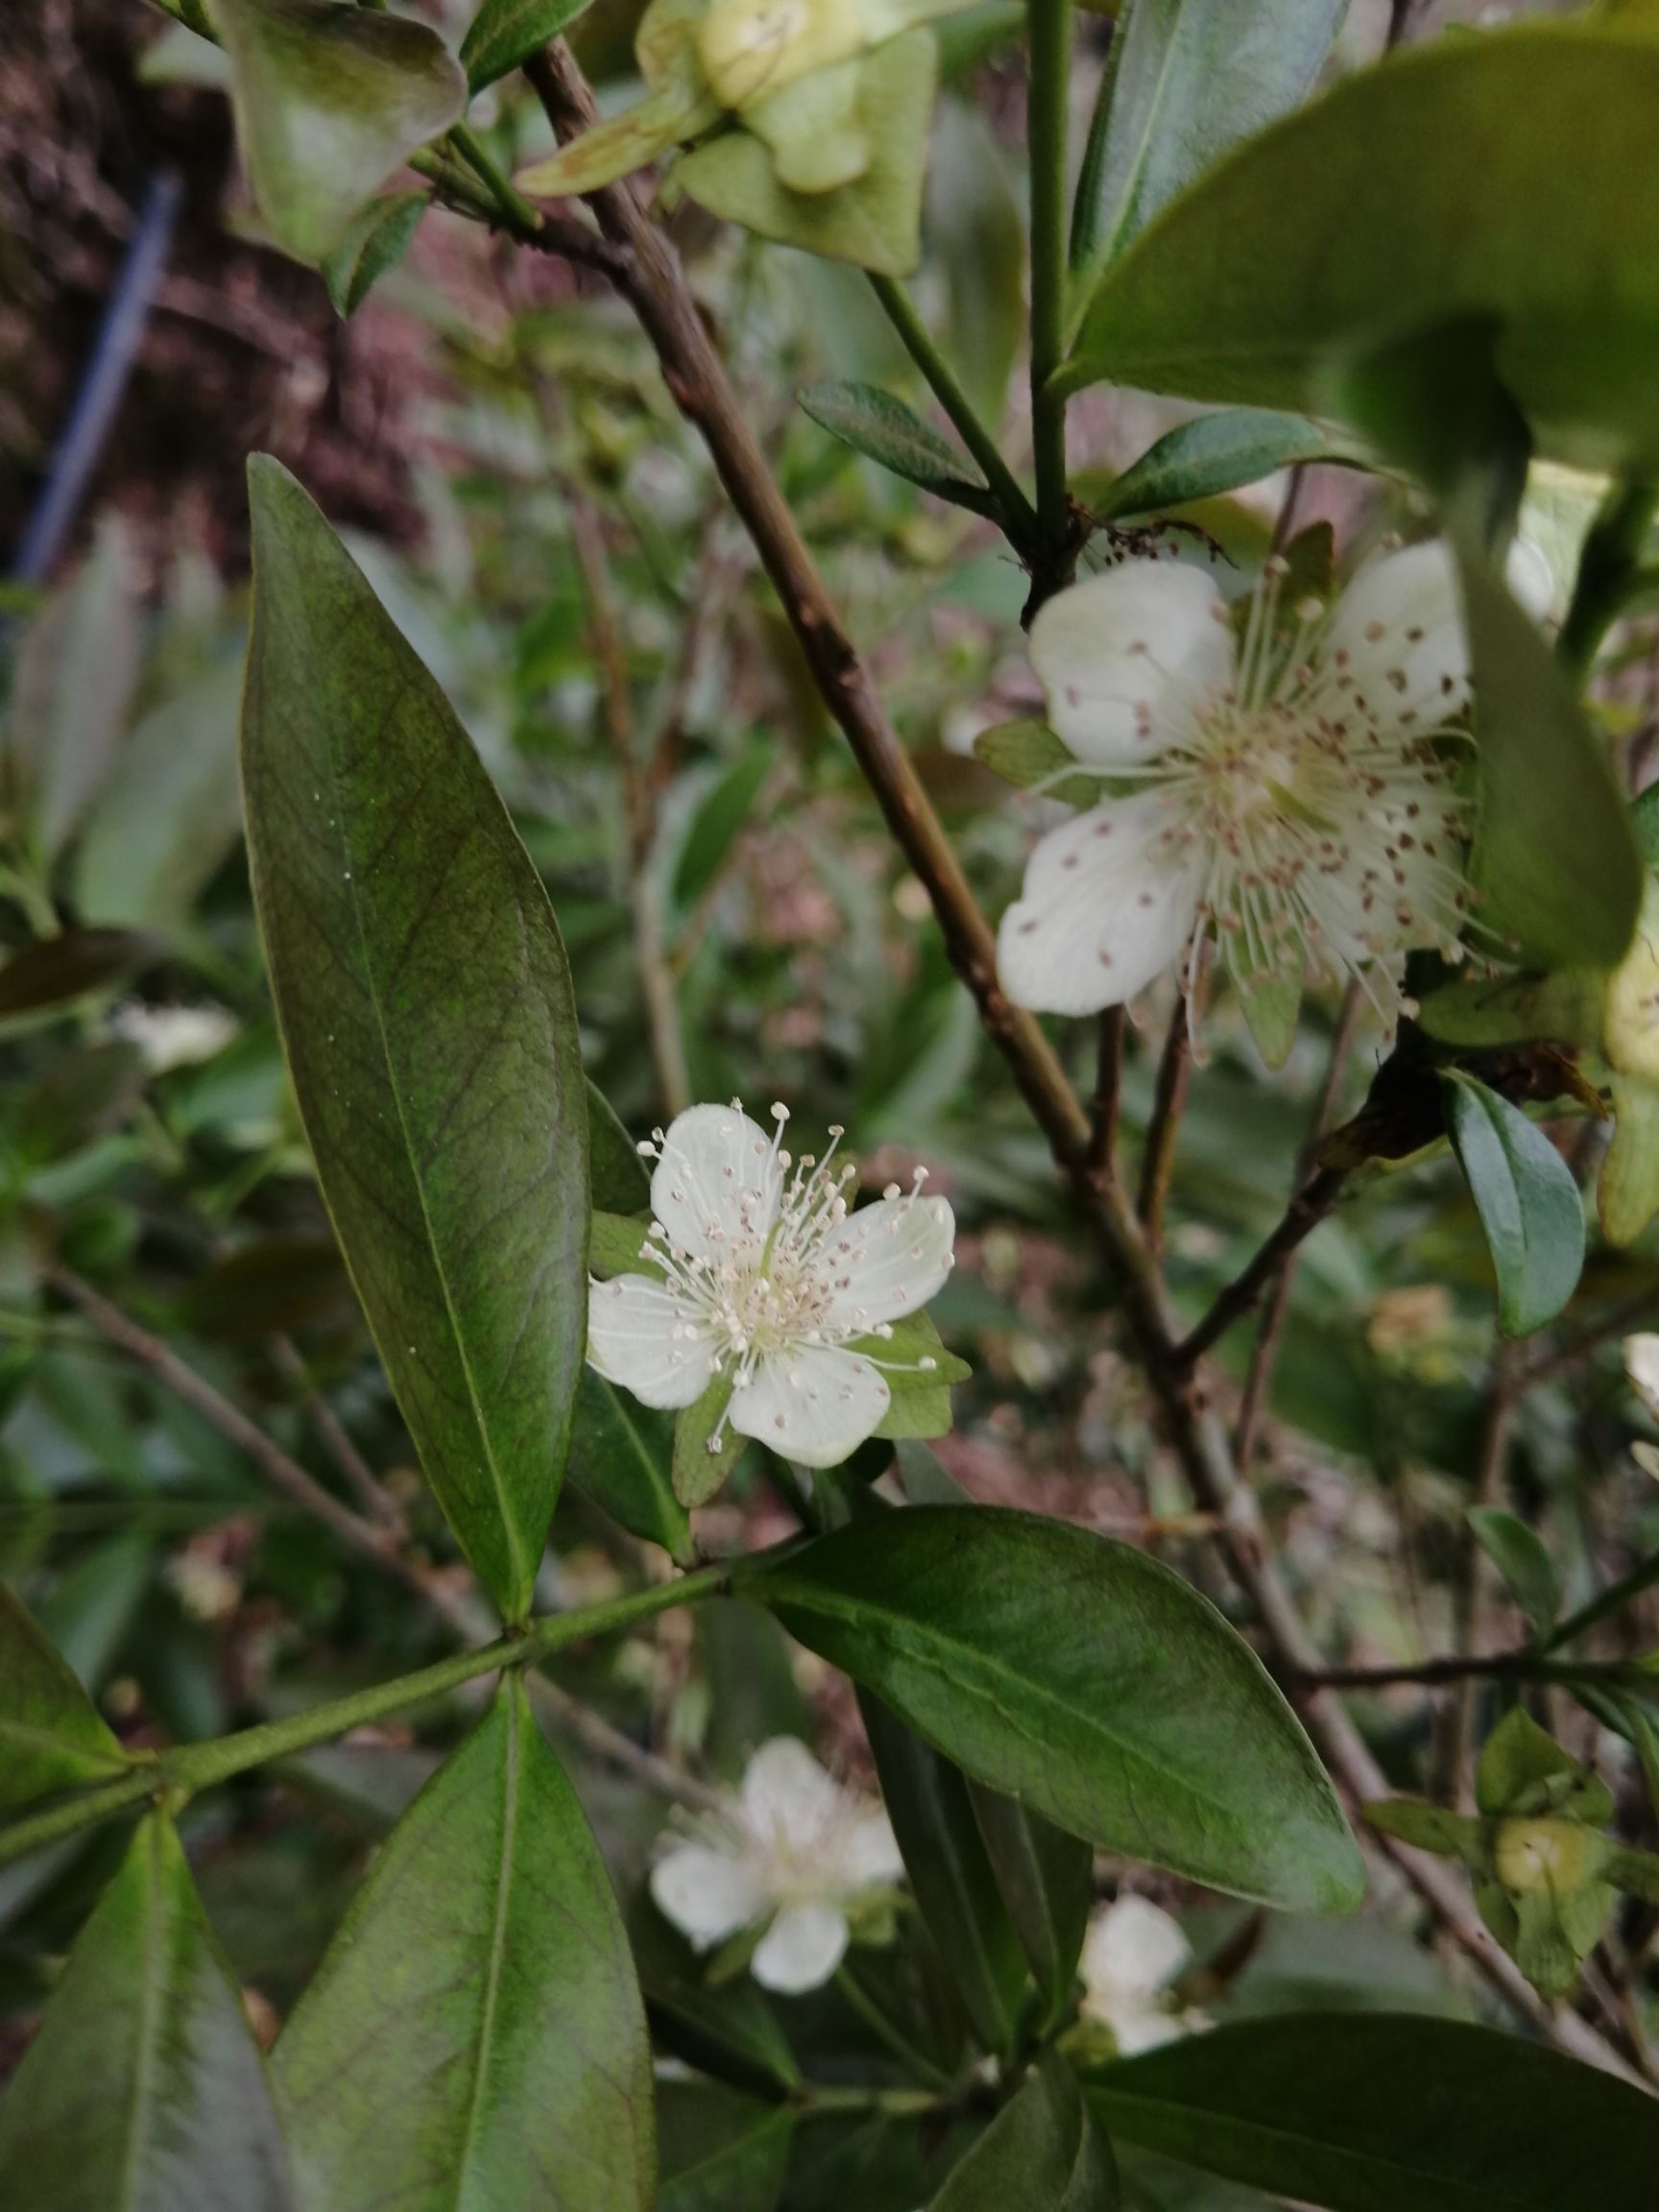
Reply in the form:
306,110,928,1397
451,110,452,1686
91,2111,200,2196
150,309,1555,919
1172,1165,1348,1372
267,1334,403,1533
1086,1007,1126,1181
1137,949,1212,1256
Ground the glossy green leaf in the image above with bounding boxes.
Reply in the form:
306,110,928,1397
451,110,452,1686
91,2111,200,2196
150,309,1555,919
629,1900,802,2096
741,1506,1364,1911
1458,553,1641,973
1098,410,1352,520
972,718,1101,808
1363,1797,1481,1862
1070,0,1348,286
1087,2012,1659,2212
72,655,245,930
674,744,773,910
461,0,597,90
0,1585,128,1814
968,1781,1092,2024
0,1815,295,2211
1467,1505,1560,1635
322,190,427,318
1066,26,1659,478
658,2080,793,2212
676,32,937,277
860,1694,1026,2054
934,2056,1117,2210
1443,1073,1585,1338
590,1207,661,1277
242,455,589,1622
208,0,466,262
587,1081,651,1214
568,1367,696,1565
0,928,160,1020
276,1679,654,2211
797,382,997,517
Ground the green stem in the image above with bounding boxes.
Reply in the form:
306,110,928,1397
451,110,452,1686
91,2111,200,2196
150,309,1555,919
1542,1549,1659,1655
1026,0,1073,560
0,1565,730,1869
448,122,544,235
408,148,502,227
833,1964,955,2092
867,275,1038,545
799,2083,944,2116
1557,479,1659,682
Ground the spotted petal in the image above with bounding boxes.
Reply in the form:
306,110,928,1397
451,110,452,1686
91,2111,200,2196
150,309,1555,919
998,791,1206,1016
752,1900,850,1993
729,1343,890,1468
651,1102,783,1262
817,1192,954,1334
651,1842,767,1951
1029,560,1234,771
1321,541,1470,728
587,1274,713,1408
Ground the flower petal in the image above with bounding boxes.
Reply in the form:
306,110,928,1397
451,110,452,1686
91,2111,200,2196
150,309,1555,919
587,1274,713,1408
817,1192,955,1333
839,1808,904,1889
1100,2001,1190,2057
740,1736,845,1849
729,1344,890,1469
1321,541,1469,726
998,792,1205,1016
1623,1333,1659,1425
752,1901,850,1993
1030,560,1233,770
1081,1895,1190,2006
652,1102,782,1262
650,1841,767,1951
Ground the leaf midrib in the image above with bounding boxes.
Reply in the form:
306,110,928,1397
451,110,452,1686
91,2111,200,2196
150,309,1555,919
115,1822,165,2212
452,1693,520,2205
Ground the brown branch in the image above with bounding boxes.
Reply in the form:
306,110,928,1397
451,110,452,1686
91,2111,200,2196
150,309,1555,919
267,1334,403,1533
1086,1007,1126,1181
1172,1165,1348,1372
1137,949,1212,1256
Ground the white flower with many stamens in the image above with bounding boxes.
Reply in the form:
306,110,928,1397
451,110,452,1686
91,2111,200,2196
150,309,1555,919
651,1737,904,1992
998,543,1488,1037
1078,1895,1205,2057
587,1100,954,1469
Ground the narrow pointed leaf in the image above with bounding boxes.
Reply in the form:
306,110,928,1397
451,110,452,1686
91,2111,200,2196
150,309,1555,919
1443,1073,1585,1337
797,383,998,518
933,2056,1117,2210
740,1507,1364,1911
0,1815,294,2211
0,1586,128,1813
968,1781,1092,2023
1098,409,1354,520
569,1367,695,1565
1086,2012,1659,2212
276,1678,654,2211
461,0,598,90
242,456,589,1621
0,928,160,1021
1467,1505,1560,1635
322,190,427,318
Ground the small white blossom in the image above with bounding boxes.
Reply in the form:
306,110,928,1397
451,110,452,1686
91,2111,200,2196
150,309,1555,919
587,1100,954,1469
1079,1895,1204,2057
1623,1336,1659,1478
651,1737,903,1993
109,1001,238,1072
998,543,1500,1032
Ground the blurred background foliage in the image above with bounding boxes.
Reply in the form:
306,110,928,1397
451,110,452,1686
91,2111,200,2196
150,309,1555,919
4,0,1659,2193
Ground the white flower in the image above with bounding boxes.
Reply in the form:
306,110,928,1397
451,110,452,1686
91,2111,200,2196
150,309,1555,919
997,543,1486,1032
109,1001,238,1072
650,1736,903,1992
1079,1895,1202,2057
587,1100,954,1469
1623,1334,1659,1481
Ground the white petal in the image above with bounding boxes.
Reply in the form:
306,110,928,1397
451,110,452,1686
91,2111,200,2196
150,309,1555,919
650,1842,767,1950
998,793,1205,1016
1506,535,1555,623
1081,1896,1190,2006
651,1102,782,1263
1030,561,1234,769
1100,2001,1189,2057
752,1901,850,1993
740,1737,844,1852
1624,1334,1659,1424
729,1345,890,1470
1321,541,1469,725
817,1193,955,1333
587,1274,713,1408
837,1808,904,1889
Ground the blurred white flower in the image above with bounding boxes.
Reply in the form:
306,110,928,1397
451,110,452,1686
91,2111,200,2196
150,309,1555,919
588,1100,954,1468
1079,1895,1203,2056
650,1737,903,1993
110,1001,238,1073
998,544,1500,1032
1623,1335,1659,1479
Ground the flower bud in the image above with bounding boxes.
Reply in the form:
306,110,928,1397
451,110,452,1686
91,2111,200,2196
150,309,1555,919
1493,1815,1593,1897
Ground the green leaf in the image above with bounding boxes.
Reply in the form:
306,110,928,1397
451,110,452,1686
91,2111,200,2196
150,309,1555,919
1467,1505,1561,1635
1415,969,1606,1054
1070,0,1348,285
590,1207,661,1277
629,1900,802,2096
0,1585,128,1814
798,381,998,517
968,1781,1092,2025
741,1506,1364,1911
71,655,245,931
1458,552,1641,974
972,718,1101,808
1066,25,1659,479
569,1366,696,1565
588,1080,652,1213
934,2056,1118,2210
1443,1072,1585,1338
0,1815,294,2211
855,1310,969,1444
674,1369,741,1506
1361,1798,1482,1863
1098,410,1354,520
676,31,937,277
860,1694,1027,2054
0,928,160,1021
242,455,589,1622
674,744,773,911
276,1678,654,2211
1476,1708,1613,1823
208,0,466,262
1599,1071,1659,1245
322,189,427,318
658,2080,794,2212
1086,2012,1659,2212
461,0,597,90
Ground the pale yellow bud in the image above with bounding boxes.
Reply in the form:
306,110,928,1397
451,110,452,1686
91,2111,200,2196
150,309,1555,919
696,0,862,108
1493,1816,1592,1897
